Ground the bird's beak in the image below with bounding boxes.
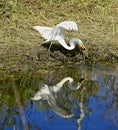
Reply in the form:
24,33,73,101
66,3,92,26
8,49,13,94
79,42,88,58
79,42,87,51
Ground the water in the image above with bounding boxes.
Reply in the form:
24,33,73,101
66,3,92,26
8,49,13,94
0,64,118,130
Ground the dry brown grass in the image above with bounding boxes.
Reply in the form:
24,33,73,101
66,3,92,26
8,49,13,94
0,0,118,72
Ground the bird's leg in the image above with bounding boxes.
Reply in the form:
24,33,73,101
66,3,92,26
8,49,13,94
48,42,53,52
39,41,50,47
39,41,52,52
39,42,45,47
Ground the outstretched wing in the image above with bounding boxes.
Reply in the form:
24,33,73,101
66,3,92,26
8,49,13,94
33,26,54,41
57,21,78,31
33,25,64,42
33,21,78,42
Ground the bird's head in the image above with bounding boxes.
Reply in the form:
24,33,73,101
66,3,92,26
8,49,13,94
72,38,88,58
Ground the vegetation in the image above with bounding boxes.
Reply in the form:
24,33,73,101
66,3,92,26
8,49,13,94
0,2,117,129
0,0,118,73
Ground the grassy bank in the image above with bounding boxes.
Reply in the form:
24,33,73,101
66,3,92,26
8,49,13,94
0,0,118,72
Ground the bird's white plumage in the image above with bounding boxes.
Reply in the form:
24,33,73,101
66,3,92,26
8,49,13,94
33,21,87,50
31,76,85,118
33,21,78,42
33,26,53,41
57,21,78,31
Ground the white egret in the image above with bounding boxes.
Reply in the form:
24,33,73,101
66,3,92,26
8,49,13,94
33,21,87,51
31,77,84,100
31,77,85,118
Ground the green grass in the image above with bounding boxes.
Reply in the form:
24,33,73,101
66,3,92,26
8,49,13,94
0,0,118,72
0,0,117,41
0,1,115,20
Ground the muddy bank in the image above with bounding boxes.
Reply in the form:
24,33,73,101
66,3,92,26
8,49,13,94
37,42,118,63
0,41,118,73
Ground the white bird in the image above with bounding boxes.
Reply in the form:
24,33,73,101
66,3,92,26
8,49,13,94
33,21,87,51
31,77,84,100
31,77,85,118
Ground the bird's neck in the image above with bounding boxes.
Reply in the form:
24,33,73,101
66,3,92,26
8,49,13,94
59,39,75,50
56,77,73,87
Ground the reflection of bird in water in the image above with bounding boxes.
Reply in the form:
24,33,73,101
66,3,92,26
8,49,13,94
33,21,87,51
31,84,74,118
31,77,85,118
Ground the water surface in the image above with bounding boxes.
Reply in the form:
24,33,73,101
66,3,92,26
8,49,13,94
0,64,118,130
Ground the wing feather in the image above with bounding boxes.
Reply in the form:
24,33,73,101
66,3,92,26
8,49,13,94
57,21,78,31
33,21,78,42
33,26,54,40
33,26,64,42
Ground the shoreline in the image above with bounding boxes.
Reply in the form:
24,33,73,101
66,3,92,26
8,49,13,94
0,41,118,73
